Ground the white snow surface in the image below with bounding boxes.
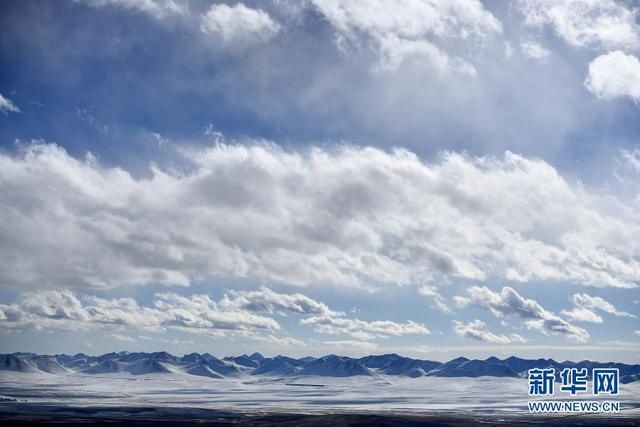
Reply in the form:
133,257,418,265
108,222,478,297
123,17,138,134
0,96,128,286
1,370,639,417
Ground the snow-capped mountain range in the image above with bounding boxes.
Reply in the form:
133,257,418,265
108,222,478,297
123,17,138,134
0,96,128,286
1,352,639,383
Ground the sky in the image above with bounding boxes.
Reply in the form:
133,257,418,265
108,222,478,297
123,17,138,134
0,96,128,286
0,0,639,363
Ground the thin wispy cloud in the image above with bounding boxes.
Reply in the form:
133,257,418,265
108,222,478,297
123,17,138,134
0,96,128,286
452,319,527,344
0,93,20,114
76,0,186,20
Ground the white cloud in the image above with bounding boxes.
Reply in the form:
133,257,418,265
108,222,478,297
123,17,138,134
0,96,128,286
635,330,640,337
301,315,430,340
455,286,589,342
0,93,20,114
619,149,640,175
520,39,551,60
0,287,427,345
376,34,476,75
418,285,451,313
76,0,186,19
0,289,279,336
518,0,640,50
561,292,637,322
200,3,280,46
1,142,639,292
219,287,339,317
153,292,280,332
561,307,604,323
159,337,194,345
585,51,640,102
452,319,527,344
310,0,501,72
573,293,636,317
252,334,306,347
111,333,136,342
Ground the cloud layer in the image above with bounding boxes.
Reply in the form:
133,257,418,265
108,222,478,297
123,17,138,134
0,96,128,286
0,287,427,343
0,289,278,336
1,142,639,291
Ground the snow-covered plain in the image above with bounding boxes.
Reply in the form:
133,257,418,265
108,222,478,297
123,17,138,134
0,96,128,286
1,370,639,418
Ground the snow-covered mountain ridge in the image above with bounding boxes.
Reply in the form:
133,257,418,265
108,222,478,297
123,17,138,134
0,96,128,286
2,352,638,383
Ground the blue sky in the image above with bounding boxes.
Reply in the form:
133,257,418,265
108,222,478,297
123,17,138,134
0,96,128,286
0,0,639,362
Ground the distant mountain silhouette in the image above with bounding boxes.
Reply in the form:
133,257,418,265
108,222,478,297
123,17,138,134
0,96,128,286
1,351,638,383
427,358,517,378
376,356,443,377
224,354,259,368
296,355,373,377
251,355,305,376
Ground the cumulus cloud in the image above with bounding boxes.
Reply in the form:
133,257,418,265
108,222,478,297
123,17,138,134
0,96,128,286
76,0,186,19
455,286,589,342
1,142,639,292
518,0,640,50
0,93,20,114
561,292,636,322
585,51,640,102
309,0,501,72
200,3,280,46
452,319,527,344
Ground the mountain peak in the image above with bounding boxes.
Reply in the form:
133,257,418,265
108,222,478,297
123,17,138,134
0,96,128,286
1,352,638,384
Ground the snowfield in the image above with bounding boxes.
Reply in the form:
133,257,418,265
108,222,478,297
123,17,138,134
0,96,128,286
1,352,639,422
1,370,639,417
